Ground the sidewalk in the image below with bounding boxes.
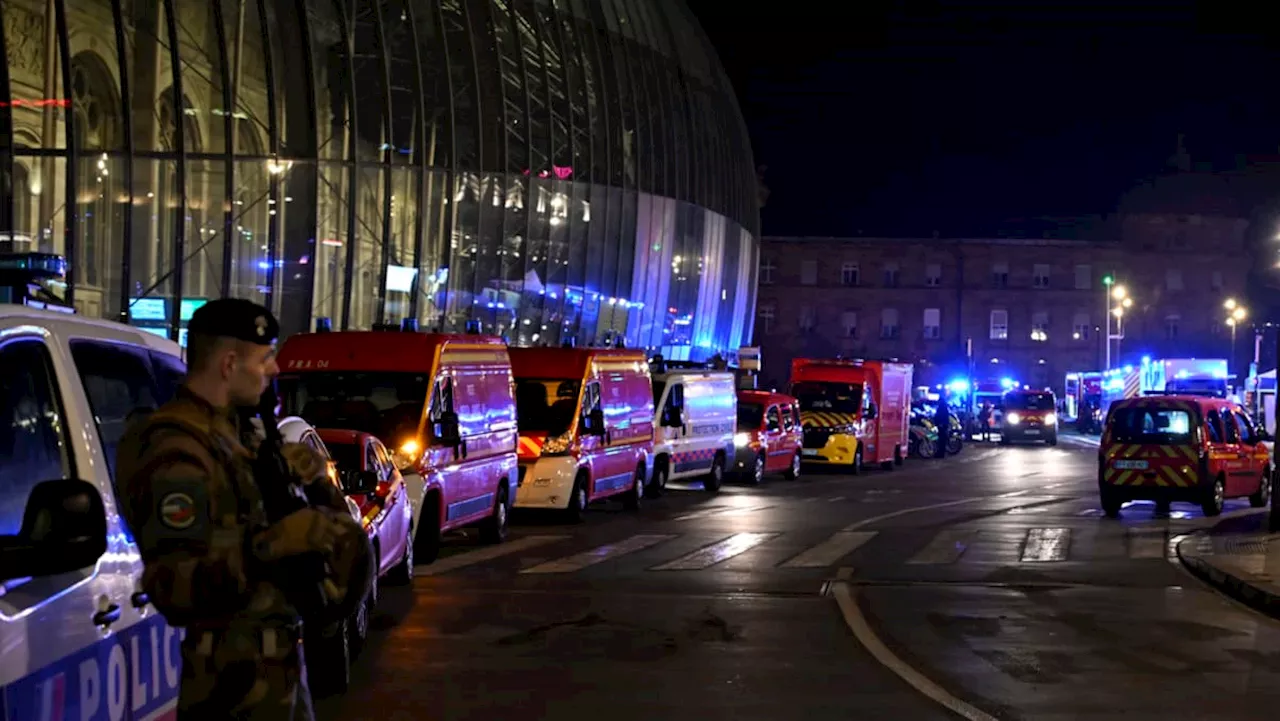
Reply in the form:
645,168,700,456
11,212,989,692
1177,513,1280,619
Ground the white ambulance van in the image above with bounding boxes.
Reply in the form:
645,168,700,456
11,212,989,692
0,304,190,720
649,365,738,494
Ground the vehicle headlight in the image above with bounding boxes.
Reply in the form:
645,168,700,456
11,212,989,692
1044,413,1057,425
1006,412,1021,425
734,432,752,447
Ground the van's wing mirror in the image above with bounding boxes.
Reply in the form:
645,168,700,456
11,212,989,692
340,469,380,495
0,478,107,582
1256,429,1272,443
865,403,878,420
588,408,606,435
435,411,461,446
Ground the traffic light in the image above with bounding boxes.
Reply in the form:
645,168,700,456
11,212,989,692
1102,275,1114,286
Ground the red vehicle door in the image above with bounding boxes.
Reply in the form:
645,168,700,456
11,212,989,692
761,404,785,471
1228,408,1268,495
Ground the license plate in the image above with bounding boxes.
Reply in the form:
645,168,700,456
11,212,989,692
1113,459,1148,470
802,449,819,457
1023,429,1039,435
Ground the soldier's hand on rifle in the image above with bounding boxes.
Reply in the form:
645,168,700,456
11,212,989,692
280,442,330,486
253,507,348,560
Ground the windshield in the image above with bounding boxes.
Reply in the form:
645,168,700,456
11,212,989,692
791,381,862,415
324,440,363,470
278,372,428,445
1109,407,1196,444
1005,392,1054,410
737,403,764,430
515,378,580,435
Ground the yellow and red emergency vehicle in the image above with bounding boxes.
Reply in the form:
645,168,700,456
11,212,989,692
788,358,912,473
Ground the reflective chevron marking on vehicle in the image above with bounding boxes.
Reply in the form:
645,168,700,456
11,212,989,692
651,532,779,570
417,535,571,575
520,534,676,574
779,531,878,568
1126,528,1170,559
1020,527,1072,562
907,529,975,565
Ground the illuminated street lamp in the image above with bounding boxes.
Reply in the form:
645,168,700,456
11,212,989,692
1105,282,1130,370
1226,304,1248,376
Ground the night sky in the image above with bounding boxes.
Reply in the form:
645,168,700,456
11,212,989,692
687,2,1280,238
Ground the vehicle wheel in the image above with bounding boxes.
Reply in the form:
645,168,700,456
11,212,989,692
1100,488,1122,518
894,446,904,465
306,619,351,698
917,438,936,458
645,460,668,499
851,446,863,475
947,435,963,455
564,473,589,523
349,571,376,659
386,527,415,585
413,494,442,565
784,451,802,480
479,484,509,544
1250,467,1271,508
704,453,725,493
750,452,766,485
623,463,644,511
1201,475,1226,517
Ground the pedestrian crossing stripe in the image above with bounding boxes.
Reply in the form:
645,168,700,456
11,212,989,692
415,526,1193,576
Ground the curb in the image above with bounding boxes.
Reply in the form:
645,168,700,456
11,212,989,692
1176,533,1280,620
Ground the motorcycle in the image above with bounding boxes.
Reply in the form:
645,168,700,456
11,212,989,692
909,408,939,458
910,403,961,457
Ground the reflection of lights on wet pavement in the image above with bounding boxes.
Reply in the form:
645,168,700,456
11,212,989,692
1020,527,1071,561
652,532,778,570
522,534,674,574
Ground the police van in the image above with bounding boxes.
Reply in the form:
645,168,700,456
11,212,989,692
0,304,189,720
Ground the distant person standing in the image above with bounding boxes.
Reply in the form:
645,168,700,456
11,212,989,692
978,403,993,441
933,401,950,458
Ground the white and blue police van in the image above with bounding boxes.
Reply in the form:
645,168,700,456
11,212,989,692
1,303,188,720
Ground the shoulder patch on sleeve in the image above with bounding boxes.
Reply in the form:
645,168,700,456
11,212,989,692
150,476,210,539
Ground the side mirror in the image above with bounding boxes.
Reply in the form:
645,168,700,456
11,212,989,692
588,408,606,435
0,478,107,582
662,407,685,428
340,469,380,495
865,404,878,420
1256,429,1271,443
435,411,461,446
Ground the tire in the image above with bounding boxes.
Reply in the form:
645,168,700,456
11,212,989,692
894,446,904,465
645,459,668,499
385,528,415,586
749,453,766,485
348,571,376,659
479,484,509,544
947,435,963,455
704,453,725,493
564,473,589,523
1250,467,1271,508
1201,475,1226,517
917,438,936,458
413,493,442,565
784,451,802,480
623,463,644,511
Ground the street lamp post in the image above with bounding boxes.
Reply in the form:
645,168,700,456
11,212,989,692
1104,278,1130,370
1225,299,1247,384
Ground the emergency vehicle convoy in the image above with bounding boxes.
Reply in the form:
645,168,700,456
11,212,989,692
8,288,1249,716
788,358,912,474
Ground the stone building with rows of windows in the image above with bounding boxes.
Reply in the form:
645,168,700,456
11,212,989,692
754,175,1256,392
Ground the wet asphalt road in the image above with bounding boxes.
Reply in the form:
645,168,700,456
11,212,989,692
316,442,1280,720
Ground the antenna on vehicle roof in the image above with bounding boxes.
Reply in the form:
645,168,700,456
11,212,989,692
315,317,332,333
401,318,419,332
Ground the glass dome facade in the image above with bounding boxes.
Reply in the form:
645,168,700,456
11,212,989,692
0,0,758,357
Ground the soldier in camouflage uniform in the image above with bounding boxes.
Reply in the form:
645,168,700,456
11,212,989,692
116,298,361,720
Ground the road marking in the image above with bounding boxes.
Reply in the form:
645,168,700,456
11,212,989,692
1020,527,1071,562
520,534,675,574
780,531,878,568
832,568,999,721
1127,528,1168,559
417,535,570,576
651,532,778,570
907,529,975,565
673,504,774,522
828,495,846,502
842,496,987,532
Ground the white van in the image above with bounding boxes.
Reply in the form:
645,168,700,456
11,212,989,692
0,305,188,719
649,368,738,494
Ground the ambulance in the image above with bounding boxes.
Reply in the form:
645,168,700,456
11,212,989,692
650,363,738,494
275,326,520,564
509,347,654,519
789,358,912,473
1,304,188,720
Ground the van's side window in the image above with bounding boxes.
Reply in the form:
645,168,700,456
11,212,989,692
150,350,187,403
1232,411,1256,444
69,340,160,482
582,382,602,417
0,339,71,535
766,406,781,431
430,377,454,420
1204,410,1224,443
779,404,795,431
1222,409,1240,443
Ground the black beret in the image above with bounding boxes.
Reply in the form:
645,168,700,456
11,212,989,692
187,298,279,345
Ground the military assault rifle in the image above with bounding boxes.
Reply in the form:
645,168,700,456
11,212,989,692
251,382,332,618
